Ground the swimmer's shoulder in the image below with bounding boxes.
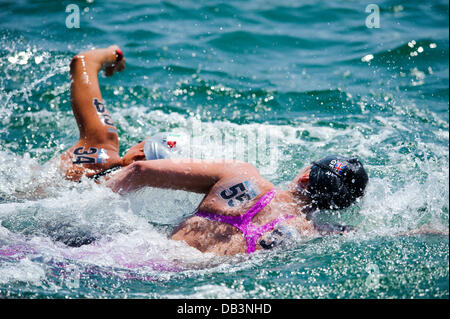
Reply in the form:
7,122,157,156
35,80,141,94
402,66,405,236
59,142,123,182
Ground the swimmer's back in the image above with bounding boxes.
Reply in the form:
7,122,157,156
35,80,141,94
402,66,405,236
171,170,311,255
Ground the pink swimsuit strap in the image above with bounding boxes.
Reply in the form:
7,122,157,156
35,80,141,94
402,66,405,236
196,189,296,254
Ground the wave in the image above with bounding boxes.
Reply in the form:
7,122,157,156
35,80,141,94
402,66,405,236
349,39,449,67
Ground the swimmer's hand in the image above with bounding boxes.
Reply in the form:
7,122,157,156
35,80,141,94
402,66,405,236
120,141,146,167
102,45,126,77
395,225,449,236
72,45,126,77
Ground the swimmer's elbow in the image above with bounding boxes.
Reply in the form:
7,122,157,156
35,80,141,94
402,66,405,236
69,54,88,75
106,161,146,193
128,160,147,175
69,53,95,74
70,55,81,72
123,161,147,183
222,161,259,178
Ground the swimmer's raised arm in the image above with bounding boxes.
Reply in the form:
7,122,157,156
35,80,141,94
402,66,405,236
105,159,260,194
69,45,125,144
59,46,126,181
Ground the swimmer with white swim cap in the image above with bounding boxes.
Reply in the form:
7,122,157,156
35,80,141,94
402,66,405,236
60,46,370,255
59,46,181,181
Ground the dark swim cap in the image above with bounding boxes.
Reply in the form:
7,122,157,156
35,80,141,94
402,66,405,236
307,155,369,210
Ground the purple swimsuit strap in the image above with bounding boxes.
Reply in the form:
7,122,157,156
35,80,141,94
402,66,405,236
196,189,296,254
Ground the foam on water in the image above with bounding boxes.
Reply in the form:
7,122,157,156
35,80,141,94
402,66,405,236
0,0,448,298
0,97,448,297
0,112,447,258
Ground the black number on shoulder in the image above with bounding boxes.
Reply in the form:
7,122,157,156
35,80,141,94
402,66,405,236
102,113,114,126
235,193,251,202
74,147,98,156
220,182,256,207
220,183,246,200
93,98,115,127
72,147,98,165
93,98,105,113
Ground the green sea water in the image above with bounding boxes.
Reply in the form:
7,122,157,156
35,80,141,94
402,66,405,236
0,0,448,299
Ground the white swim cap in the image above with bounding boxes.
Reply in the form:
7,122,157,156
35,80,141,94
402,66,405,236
143,132,185,160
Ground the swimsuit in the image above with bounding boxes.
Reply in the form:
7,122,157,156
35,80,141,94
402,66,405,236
87,165,122,180
195,189,296,254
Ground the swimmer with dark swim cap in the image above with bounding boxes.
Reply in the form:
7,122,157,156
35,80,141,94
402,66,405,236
106,155,369,255
297,156,369,211
59,46,369,255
